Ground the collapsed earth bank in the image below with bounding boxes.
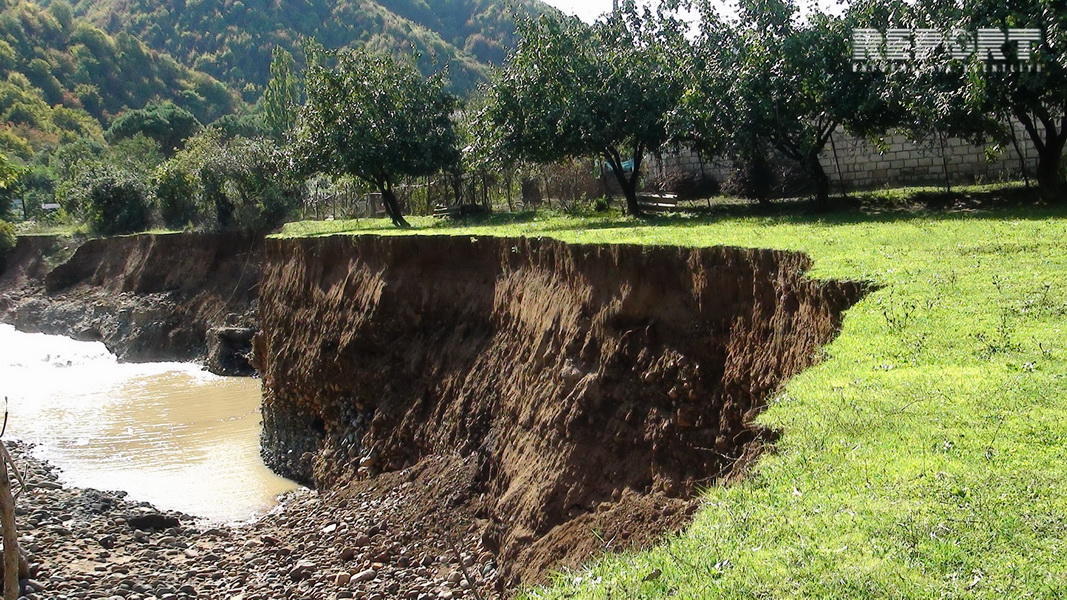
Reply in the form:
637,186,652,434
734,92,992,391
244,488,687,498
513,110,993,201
255,234,869,586
0,231,868,590
0,232,261,372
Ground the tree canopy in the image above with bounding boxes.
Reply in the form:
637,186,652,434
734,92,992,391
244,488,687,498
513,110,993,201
106,101,201,155
485,3,687,215
679,0,899,205
262,47,300,142
292,48,460,227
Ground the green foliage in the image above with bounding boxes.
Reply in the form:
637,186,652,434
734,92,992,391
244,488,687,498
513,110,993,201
161,129,300,231
63,0,551,96
485,4,686,214
66,164,149,235
294,47,459,227
151,161,197,229
682,0,898,205
210,112,269,140
0,0,234,159
106,101,201,154
0,150,21,189
7,163,56,221
935,0,1067,200
0,71,103,159
262,47,299,141
0,218,14,258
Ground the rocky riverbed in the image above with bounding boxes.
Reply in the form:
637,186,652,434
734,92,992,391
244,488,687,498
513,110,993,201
8,442,503,600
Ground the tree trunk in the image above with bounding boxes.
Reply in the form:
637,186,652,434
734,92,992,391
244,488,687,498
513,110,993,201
1036,149,1063,202
605,158,644,217
380,188,410,228
621,179,642,217
806,152,830,209
0,445,19,600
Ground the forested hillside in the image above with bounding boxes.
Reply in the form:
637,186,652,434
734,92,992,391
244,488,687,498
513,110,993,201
0,0,236,159
55,0,552,96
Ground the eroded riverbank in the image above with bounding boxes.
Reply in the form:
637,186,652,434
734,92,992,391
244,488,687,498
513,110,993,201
1,231,869,595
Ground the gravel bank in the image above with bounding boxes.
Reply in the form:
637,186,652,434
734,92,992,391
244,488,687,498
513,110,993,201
7,442,500,600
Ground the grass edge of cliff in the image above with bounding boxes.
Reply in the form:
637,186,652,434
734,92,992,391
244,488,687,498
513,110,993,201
276,183,1067,599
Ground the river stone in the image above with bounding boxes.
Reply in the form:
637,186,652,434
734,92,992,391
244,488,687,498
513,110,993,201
127,513,181,530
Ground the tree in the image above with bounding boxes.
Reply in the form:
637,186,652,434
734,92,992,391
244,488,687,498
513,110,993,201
262,46,300,141
293,47,460,227
106,101,201,155
0,153,18,260
65,165,150,235
485,4,686,216
947,0,1067,201
684,0,898,207
152,162,198,229
156,129,301,231
0,153,20,192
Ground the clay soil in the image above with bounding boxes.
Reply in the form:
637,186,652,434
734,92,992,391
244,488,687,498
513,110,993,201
256,234,870,587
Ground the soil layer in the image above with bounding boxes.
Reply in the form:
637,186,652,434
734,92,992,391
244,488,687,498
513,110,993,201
255,234,868,585
0,232,261,365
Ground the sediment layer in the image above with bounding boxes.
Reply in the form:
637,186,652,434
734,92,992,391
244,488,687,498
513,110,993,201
0,232,260,365
255,234,868,584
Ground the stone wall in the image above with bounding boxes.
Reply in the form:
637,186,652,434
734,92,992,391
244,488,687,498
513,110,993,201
647,121,1040,192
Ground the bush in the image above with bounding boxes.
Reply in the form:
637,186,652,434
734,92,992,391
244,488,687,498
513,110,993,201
0,219,15,257
67,166,150,235
198,135,299,231
721,152,777,203
648,167,719,200
153,162,199,229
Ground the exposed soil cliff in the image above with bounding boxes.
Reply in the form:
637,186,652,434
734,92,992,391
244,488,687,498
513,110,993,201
0,232,261,366
255,234,869,586
0,234,77,292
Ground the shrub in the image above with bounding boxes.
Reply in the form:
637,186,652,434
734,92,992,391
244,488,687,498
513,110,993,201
152,162,199,229
198,135,299,231
67,166,150,235
721,152,777,203
0,219,15,257
648,167,719,200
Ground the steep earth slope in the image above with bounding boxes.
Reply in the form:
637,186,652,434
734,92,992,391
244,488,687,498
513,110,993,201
0,232,261,366
255,234,869,584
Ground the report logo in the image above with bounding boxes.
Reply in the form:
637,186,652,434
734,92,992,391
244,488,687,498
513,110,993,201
851,28,1043,71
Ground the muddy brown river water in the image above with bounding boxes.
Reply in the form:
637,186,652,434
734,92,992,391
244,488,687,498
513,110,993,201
0,323,298,523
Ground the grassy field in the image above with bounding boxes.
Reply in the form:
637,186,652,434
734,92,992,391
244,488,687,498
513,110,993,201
286,192,1067,599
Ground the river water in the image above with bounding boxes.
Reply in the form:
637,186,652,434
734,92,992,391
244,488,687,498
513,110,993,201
0,323,298,523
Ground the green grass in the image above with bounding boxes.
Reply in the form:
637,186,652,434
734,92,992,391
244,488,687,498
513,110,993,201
14,221,86,237
282,196,1067,599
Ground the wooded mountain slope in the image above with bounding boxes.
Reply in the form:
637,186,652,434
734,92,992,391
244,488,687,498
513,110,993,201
56,0,554,96
0,0,236,158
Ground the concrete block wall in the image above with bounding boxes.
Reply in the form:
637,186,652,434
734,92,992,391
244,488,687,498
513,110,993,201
648,121,1040,192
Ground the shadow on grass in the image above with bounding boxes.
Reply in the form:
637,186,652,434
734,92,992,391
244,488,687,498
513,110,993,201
294,183,1066,238
522,184,1067,233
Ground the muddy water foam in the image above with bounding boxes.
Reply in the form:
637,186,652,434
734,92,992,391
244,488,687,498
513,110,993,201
0,323,297,523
